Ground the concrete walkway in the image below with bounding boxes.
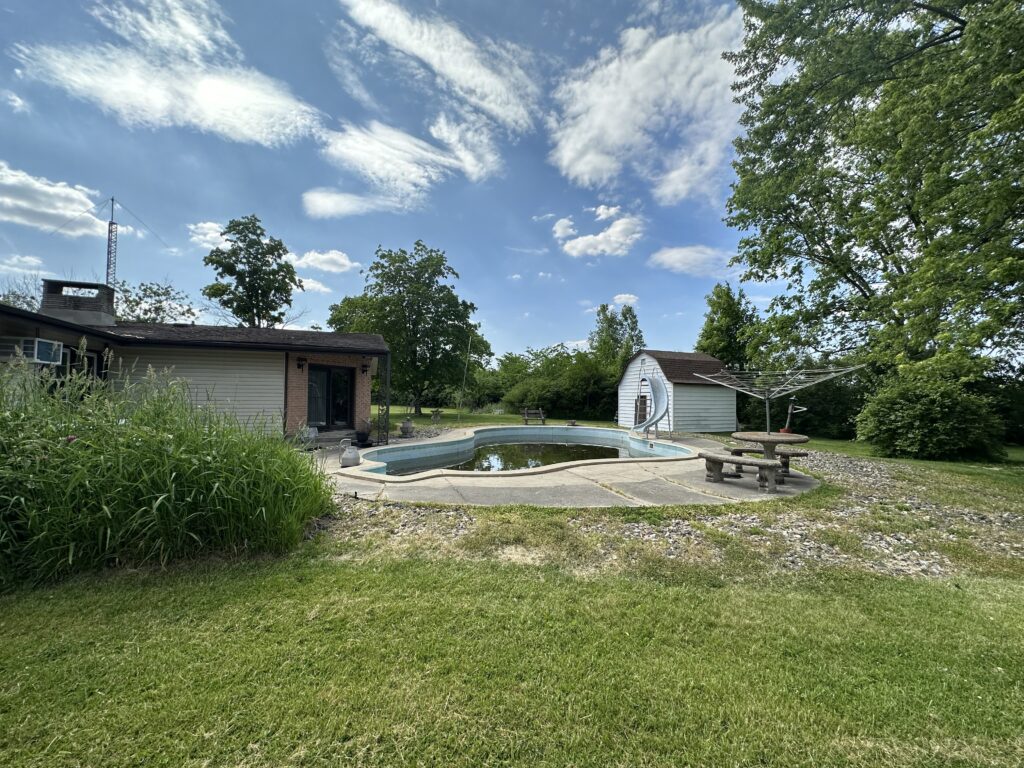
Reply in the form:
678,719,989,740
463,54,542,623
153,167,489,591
326,436,818,508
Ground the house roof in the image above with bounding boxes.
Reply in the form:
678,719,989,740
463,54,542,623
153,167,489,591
624,349,726,385
0,303,388,355
93,323,389,354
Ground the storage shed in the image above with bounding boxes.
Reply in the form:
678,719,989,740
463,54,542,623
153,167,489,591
617,350,736,433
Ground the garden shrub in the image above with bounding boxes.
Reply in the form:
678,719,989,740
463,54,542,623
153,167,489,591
856,375,1005,460
0,357,333,587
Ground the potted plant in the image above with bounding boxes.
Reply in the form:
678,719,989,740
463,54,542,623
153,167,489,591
355,419,372,447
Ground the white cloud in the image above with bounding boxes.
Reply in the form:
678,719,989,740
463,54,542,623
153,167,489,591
298,276,332,293
561,214,644,258
187,220,226,249
428,112,502,182
563,338,589,350
548,8,743,204
0,160,107,237
302,188,402,218
13,0,321,147
591,204,621,220
505,246,548,255
0,254,53,275
2,90,30,114
338,0,537,132
647,245,732,276
314,119,498,216
552,216,577,239
613,293,639,306
537,271,553,279
289,249,361,273
531,213,555,222
507,273,521,280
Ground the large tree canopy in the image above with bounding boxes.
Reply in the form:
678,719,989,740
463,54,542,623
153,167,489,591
201,215,301,328
588,304,646,375
726,0,1023,365
327,241,490,413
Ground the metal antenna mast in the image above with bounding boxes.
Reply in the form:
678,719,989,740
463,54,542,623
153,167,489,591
105,196,118,286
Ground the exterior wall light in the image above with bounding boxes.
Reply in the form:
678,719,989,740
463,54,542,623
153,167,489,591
296,357,307,370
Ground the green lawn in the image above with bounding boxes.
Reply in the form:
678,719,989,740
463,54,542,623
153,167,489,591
374,405,618,431
3,439,1024,766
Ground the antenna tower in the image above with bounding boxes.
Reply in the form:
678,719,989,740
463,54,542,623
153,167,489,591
105,196,118,285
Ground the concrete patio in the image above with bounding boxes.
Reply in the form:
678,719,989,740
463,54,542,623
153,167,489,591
325,436,819,508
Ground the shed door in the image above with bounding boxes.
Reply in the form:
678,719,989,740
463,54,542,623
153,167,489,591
635,395,648,425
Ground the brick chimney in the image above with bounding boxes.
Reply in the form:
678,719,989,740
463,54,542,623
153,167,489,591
39,280,116,326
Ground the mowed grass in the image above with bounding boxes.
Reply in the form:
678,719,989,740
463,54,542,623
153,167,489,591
3,554,1024,766
374,405,618,432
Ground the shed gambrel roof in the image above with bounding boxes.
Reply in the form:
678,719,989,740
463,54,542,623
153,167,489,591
621,349,726,385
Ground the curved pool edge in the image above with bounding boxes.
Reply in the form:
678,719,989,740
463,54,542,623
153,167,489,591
332,425,700,484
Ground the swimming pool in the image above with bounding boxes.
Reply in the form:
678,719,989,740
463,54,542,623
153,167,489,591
348,425,694,480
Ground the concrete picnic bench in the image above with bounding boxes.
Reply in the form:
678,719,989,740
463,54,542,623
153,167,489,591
698,451,783,493
727,446,809,483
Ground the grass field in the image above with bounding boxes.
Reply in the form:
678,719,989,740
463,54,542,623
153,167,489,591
374,405,618,431
3,434,1024,766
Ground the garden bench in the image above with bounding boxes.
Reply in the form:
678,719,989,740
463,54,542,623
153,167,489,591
698,451,783,493
522,408,546,424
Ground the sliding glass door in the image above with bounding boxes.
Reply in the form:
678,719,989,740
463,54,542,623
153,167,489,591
307,366,354,429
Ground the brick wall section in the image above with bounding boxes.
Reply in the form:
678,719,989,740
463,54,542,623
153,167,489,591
284,352,374,434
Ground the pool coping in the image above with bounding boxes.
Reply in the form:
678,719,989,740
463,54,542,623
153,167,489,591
332,425,700,484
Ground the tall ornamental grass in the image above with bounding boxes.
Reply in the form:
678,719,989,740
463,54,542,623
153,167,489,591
0,355,333,587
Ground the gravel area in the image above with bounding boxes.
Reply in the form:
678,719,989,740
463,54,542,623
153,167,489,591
320,449,1023,579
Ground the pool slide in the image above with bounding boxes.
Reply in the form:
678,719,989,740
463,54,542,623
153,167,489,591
632,374,669,434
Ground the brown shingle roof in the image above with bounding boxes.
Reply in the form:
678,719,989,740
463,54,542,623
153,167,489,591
93,323,389,354
629,349,726,385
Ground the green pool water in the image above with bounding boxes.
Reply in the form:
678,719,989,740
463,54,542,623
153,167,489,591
388,442,623,475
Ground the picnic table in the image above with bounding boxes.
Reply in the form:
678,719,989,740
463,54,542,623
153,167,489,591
731,431,809,462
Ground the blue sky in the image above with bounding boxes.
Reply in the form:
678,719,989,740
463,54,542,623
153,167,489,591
0,0,774,356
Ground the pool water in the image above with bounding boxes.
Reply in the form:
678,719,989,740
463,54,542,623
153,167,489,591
388,442,623,475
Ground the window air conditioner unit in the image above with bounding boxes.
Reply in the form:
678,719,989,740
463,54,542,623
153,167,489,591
21,338,63,365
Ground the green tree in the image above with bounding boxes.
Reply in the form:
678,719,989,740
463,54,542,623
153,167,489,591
115,280,199,324
726,0,1024,364
588,304,646,374
694,283,758,369
327,241,491,414
201,215,301,328
0,275,40,311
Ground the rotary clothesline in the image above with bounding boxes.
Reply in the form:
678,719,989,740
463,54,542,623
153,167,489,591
694,365,864,433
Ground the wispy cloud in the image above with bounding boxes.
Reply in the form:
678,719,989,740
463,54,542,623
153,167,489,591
507,273,522,280
337,0,537,132
0,254,53,275
531,213,555,222
289,249,361,273
505,246,549,255
0,160,107,236
647,245,732,276
548,7,743,204
2,90,30,114
13,0,321,147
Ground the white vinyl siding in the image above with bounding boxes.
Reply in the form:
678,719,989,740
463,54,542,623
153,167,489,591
617,353,673,430
672,384,736,432
116,348,285,431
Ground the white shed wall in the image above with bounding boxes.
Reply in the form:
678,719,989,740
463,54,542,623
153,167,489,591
672,384,736,432
115,348,286,430
617,353,673,430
